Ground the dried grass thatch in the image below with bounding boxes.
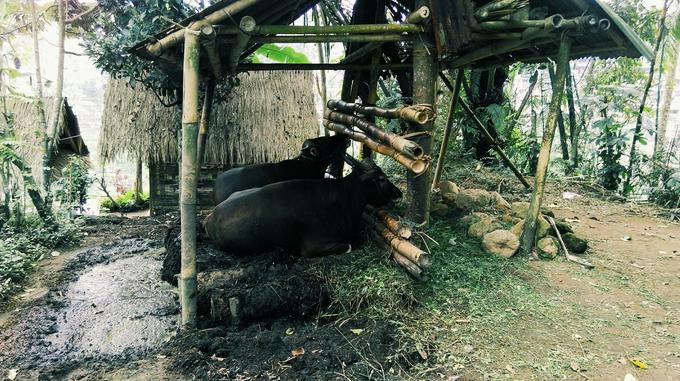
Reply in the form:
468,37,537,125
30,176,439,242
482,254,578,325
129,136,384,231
99,71,319,165
1,96,89,187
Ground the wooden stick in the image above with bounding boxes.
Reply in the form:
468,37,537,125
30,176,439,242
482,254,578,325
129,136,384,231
325,110,424,159
547,217,594,269
459,99,531,189
324,121,429,174
432,69,464,190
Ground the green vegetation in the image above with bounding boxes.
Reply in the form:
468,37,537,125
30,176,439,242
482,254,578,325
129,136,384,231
316,216,550,376
100,190,150,213
0,215,82,304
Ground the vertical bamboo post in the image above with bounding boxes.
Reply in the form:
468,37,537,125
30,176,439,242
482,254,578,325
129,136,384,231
197,80,215,166
179,29,201,328
406,0,437,225
134,156,142,204
432,70,463,190
521,36,571,254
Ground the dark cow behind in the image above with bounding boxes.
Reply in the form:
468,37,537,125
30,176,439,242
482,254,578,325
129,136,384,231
213,135,349,204
204,159,402,257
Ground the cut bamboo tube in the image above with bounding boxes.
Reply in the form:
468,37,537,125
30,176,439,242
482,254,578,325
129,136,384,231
196,80,215,166
368,229,424,280
366,205,412,239
324,121,429,174
327,99,435,125
363,214,432,269
199,24,222,79
216,23,423,35
406,6,430,24
325,109,424,159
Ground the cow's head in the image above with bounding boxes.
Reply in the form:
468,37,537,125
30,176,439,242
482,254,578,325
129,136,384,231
355,158,402,206
299,135,349,164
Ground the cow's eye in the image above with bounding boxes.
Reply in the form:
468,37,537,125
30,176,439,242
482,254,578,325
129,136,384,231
310,147,318,156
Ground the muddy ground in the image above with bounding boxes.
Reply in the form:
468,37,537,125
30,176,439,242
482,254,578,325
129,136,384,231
0,217,406,381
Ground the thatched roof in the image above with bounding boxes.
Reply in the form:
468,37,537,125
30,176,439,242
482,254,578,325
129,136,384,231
1,96,89,186
99,71,319,165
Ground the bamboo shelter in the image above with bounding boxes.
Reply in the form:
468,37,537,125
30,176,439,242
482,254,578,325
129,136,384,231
2,97,89,188
99,72,318,215
128,0,653,327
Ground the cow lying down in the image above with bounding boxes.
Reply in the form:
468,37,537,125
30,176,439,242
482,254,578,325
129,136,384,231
204,159,402,258
213,135,349,204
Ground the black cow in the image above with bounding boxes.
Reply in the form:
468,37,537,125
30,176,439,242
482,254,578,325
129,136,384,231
204,159,402,257
213,135,349,204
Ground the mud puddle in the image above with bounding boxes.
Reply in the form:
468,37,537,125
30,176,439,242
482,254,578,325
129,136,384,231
0,238,179,380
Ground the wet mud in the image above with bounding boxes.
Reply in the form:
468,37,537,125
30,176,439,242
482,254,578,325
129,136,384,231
0,219,406,380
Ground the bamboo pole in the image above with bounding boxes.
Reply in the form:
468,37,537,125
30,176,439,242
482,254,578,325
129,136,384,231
373,219,432,269
325,110,424,159
216,23,423,35
406,0,436,226
450,27,551,68
324,121,429,174
432,70,463,190
327,99,435,125
146,0,263,56
200,24,222,78
459,99,531,189
521,36,571,255
236,63,412,71
406,6,430,24
243,34,410,44
197,80,215,166
506,70,538,133
179,30,201,329
548,65,570,161
368,230,424,280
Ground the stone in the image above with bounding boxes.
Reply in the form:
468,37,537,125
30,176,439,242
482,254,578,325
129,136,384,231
500,213,513,223
537,236,560,259
491,192,511,211
458,212,490,228
510,201,530,218
454,189,491,211
537,216,551,239
482,230,520,258
510,219,525,237
438,181,460,195
442,192,457,205
540,207,555,218
431,203,449,217
549,219,574,236
563,233,588,254
468,218,501,239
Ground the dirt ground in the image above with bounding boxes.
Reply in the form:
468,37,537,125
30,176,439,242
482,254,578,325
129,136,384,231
0,181,678,380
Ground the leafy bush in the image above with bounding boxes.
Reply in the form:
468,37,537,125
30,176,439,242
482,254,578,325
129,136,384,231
101,190,149,213
650,171,680,211
0,215,83,303
53,156,93,207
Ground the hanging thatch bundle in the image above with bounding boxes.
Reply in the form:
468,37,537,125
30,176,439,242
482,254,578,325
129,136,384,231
1,96,89,188
99,71,319,166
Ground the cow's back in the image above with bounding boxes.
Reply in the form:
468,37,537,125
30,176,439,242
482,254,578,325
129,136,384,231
212,159,322,204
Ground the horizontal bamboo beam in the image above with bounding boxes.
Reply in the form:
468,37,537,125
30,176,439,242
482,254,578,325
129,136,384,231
236,63,412,71
146,0,263,56
327,99,435,125
247,34,410,44
216,23,423,35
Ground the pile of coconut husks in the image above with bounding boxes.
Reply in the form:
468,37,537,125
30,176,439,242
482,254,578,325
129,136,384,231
431,180,590,261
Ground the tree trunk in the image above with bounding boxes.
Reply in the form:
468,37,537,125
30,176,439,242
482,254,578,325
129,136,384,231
624,0,668,194
30,0,50,198
134,157,142,204
313,5,329,136
44,0,66,199
521,37,571,255
656,43,678,157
